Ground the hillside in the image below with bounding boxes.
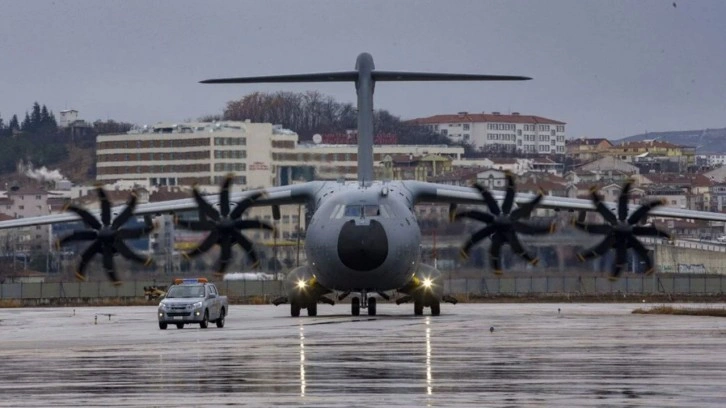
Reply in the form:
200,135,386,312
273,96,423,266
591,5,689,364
617,127,726,154
0,145,96,190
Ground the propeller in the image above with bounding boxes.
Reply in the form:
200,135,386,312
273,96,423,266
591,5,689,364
178,175,274,276
573,180,670,278
56,188,154,285
456,172,556,274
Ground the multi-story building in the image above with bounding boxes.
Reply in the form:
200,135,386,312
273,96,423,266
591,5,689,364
606,140,695,167
97,121,465,188
96,121,290,189
407,111,567,155
0,187,53,251
565,138,613,162
706,154,726,167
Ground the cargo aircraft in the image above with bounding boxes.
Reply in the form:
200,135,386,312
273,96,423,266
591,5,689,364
2,53,726,317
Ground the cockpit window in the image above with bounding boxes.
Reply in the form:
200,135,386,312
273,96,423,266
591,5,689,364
344,205,362,217
343,205,380,217
364,205,380,216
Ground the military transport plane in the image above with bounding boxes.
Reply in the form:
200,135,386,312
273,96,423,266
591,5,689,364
2,52,726,317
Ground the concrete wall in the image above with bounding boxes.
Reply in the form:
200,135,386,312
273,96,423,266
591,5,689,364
2,275,724,301
655,243,726,275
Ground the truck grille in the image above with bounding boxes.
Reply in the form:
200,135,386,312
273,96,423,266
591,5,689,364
167,312,191,317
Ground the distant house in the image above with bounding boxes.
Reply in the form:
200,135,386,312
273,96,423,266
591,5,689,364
608,140,695,166
575,156,639,175
566,138,613,162
453,157,531,175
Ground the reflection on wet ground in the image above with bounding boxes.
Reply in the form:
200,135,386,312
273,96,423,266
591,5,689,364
1,303,725,407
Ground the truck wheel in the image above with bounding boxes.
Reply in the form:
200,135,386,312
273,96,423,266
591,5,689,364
159,322,167,330
176,323,184,329
216,308,225,328
200,310,209,329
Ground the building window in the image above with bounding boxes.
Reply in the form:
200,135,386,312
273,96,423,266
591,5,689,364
463,124,470,131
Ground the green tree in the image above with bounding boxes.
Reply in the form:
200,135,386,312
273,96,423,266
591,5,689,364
20,112,31,131
30,102,42,132
8,114,19,132
92,119,134,135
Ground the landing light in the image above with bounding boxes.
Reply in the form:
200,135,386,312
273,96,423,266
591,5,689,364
296,280,307,289
422,278,433,289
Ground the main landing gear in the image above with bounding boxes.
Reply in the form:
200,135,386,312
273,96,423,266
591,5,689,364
397,294,457,316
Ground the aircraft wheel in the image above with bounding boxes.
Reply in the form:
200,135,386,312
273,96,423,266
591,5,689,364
351,297,360,316
200,310,209,329
368,297,377,316
159,322,167,330
216,308,225,328
307,302,317,317
414,301,423,316
291,303,301,317
430,300,441,316
176,323,184,329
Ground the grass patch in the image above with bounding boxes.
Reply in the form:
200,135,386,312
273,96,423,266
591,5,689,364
632,305,726,317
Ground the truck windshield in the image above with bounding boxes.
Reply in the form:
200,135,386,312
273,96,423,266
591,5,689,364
166,285,205,298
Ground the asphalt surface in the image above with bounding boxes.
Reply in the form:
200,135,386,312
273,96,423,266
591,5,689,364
1,303,725,407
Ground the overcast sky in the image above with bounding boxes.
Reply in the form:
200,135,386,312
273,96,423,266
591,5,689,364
1,0,724,140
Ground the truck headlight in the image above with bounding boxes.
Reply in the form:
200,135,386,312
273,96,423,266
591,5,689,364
159,303,170,311
192,301,203,309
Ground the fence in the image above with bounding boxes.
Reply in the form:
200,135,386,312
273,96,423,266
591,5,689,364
1,274,724,301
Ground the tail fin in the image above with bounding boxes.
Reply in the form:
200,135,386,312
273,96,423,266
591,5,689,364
201,52,531,184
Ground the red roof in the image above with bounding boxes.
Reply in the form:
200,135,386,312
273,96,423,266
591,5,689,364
407,113,565,125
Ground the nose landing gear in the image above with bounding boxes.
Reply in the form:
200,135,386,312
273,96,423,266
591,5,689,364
350,291,378,316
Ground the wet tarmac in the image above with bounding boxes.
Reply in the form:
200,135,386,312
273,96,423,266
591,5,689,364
1,303,725,407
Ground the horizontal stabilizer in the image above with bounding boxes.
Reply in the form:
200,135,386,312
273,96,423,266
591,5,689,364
372,71,531,82
200,71,359,84
201,71,531,84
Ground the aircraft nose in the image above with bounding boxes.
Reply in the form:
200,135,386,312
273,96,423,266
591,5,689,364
338,219,388,271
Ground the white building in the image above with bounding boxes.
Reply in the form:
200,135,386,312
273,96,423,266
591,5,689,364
59,109,79,128
707,154,726,167
0,187,53,251
407,112,567,155
97,121,465,189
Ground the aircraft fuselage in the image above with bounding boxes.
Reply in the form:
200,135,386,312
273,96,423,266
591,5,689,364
304,180,421,291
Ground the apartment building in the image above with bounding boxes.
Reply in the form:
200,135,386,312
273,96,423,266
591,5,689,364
407,112,567,155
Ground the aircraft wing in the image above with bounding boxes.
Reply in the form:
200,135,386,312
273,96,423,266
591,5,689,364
403,180,726,223
0,181,325,231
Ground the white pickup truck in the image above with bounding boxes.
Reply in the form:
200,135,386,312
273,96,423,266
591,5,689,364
157,278,228,330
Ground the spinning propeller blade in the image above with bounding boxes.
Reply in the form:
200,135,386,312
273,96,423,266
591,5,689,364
57,188,154,284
